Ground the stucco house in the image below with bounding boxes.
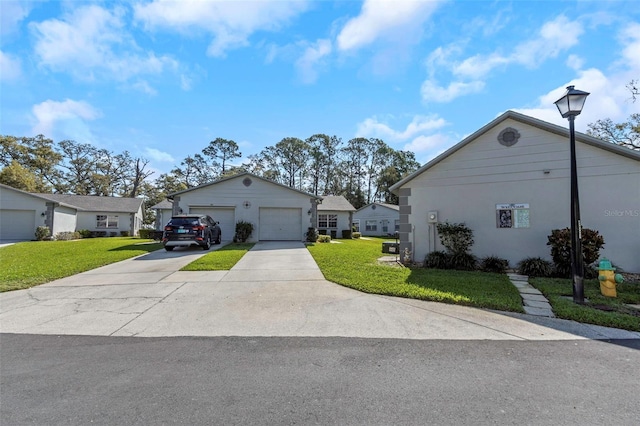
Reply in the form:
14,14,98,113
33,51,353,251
353,202,400,236
150,199,173,230
168,173,321,242
316,195,356,238
390,110,640,272
0,184,144,240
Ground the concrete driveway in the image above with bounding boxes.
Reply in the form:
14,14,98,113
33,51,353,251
1,242,638,340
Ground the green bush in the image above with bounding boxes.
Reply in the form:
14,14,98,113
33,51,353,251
306,227,318,242
35,226,50,241
78,229,92,238
120,231,129,237
450,252,477,271
234,220,254,242
424,251,452,269
55,231,80,241
547,227,605,278
138,229,154,239
317,235,331,243
480,256,510,274
436,222,474,254
352,232,361,239
518,257,553,277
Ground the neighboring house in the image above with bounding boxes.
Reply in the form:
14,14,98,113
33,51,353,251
0,184,144,240
317,195,356,238
353,202,400,236
390,110,640,272
150,199,173,230
168,173,321,241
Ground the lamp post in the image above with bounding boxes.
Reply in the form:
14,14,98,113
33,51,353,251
554,85,590,304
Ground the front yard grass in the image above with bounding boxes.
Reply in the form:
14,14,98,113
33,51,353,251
181,243,255,271
0,238,162,292
530,277,640,331
307,238,524,313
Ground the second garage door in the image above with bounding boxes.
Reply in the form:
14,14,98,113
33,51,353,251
259,207,302,241
189,207,235,241
0,209,36,240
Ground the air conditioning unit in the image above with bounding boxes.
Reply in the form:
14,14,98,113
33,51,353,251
427,211,438,223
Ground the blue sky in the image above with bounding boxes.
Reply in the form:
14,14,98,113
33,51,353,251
2,0,639,175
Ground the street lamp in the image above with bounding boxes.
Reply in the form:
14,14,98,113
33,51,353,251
554,85,590,304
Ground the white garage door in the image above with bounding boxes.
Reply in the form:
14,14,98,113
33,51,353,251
259,207,302,241
189,207,235,241
0,210,36,240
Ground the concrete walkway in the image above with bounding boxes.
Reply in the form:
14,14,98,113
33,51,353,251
1,242,639,340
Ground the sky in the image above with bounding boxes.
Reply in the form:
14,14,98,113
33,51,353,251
1,0,639,176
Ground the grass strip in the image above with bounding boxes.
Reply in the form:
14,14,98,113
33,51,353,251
307,238,524,312
0,238,163,292
181,243,255,271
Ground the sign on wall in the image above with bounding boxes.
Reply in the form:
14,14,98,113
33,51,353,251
496,203,530,228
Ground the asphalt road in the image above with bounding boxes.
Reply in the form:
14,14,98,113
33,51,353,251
2,334,639,425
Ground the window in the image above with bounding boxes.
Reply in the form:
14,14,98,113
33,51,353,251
318,214,338,228
365,220,377,232
382,220,389,233
394,220,400,232
97,215,119,229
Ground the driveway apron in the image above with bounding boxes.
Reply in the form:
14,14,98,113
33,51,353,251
1,242,638,340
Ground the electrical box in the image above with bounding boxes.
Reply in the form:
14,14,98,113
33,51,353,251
428,211,438,223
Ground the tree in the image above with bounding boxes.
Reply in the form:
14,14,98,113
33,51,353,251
587,113,640,151
0,134,62,190
203,138,241,176
0,160,42,192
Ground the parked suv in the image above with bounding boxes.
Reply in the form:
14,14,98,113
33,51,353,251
162,215,220,251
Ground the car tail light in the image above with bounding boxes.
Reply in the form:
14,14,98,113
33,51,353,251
193,225,204,231
164,226,172,231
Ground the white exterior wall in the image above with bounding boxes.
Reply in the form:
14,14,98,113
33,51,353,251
317,211,352,237
401,118,640,272
52,206,77,235
175,176,317,242
353,205,399,236
75,211,136,235
155,208,173,230
0,187,46,239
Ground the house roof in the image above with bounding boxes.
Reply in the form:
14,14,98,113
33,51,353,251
33,193,143,213
150,199,173,210
355,202,399,213
390,110,640,192
0,183,79,209
318,195,356,212
168,172,322,200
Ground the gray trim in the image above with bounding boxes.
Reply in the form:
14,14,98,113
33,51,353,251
399,205,411,215
399,223,412,233
398,188,411,197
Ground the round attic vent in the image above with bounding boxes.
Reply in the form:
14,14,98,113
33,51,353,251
498,127,521,147
243,201,251,209
371,204,377,210
243,177,252,187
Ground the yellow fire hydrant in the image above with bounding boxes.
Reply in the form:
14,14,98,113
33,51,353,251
597,258,624,297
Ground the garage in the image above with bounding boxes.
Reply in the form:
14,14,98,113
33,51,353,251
0,210,36,241
189,207,235,241
259,207,302,241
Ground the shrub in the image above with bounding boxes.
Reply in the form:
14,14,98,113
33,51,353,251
547,227,605,278
138,229,153,239
480,256,510,274
450,252,477,271
234,220,254,242
35,226,50,241
341,229,352,239
78,229,92,238
424,251,452,269
109,232,118,237
352,232,361,239
436,222,474,254
306,227,318,243
120,231,129,237
517,257,553,277
55,231,80,241
317,235,331,243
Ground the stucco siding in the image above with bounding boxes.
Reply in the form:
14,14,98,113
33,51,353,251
353,205,400,236
52,206,77,235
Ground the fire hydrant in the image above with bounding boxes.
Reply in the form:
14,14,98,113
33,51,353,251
597,258,624,297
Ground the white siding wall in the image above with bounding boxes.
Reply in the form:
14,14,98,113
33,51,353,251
76,211,133,235
353,206,400,236
52,206,77,235
0,187,47,239
402,118,640,271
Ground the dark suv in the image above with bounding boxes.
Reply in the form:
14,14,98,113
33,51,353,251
162,215,221,251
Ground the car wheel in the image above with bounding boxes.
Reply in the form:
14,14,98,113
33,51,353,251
165,246,174,251
202,237,211,250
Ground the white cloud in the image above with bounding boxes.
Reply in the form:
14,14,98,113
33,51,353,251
295,39,332,84
30,5,178,83
403,133,452,154
0,50,22,81
134,0,309,57
357,114,448,141
618,22,640,70
145,147,175,163
131,80,158,95
453,53,509,80
31,99,101,140
0,0,32,36
337,0,443,52
421,79,485,103
566,54,584,71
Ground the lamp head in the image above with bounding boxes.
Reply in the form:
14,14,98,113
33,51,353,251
554,85,589,119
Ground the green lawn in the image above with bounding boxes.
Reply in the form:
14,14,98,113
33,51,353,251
530,277,640,331
307,237,524,313
0,238,162,292
181,243,255,271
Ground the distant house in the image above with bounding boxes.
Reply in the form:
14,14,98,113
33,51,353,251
390,111,640,272
0,184,144,240
317,195,356,238
353,203,400,236
150,199,173,230
168,173,321,241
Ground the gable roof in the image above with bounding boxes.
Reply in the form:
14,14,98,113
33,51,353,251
150,199,173,210
168,172,321,200
390,110,640,192
0,183,78,209
33,193,143,213
355,202,399,213
318,195,356,211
